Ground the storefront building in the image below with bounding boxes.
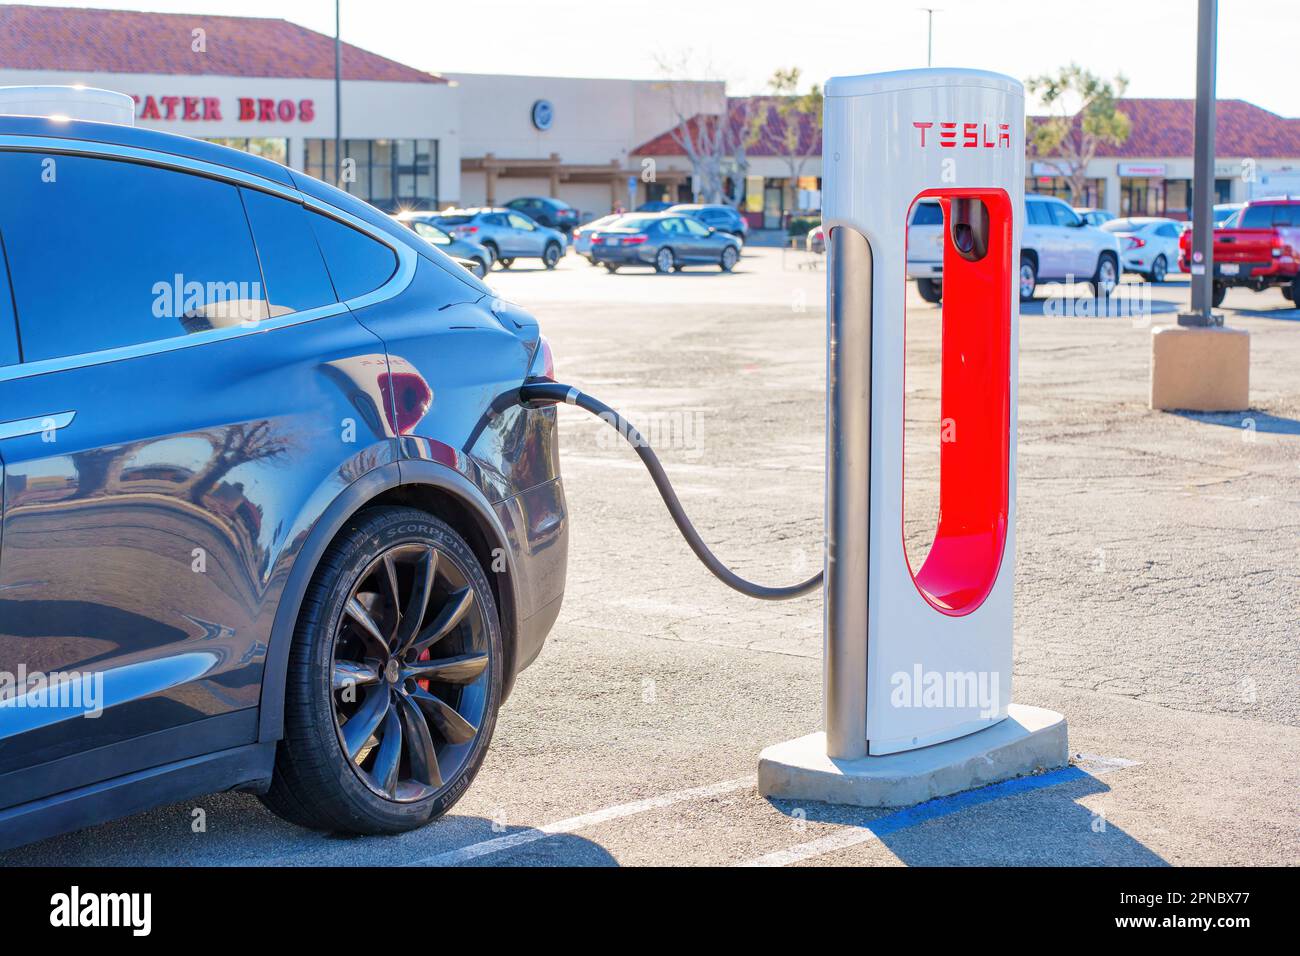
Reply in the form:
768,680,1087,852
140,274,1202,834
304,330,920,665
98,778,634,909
1028,99,1300,219
632,96,824,230
0,5,459,211
448,73,723,218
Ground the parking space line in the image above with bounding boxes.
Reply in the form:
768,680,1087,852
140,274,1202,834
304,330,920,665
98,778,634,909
738,754,1140,867
405,774,758,867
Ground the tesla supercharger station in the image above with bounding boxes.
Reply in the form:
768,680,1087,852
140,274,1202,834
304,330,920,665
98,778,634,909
760,69,1068,807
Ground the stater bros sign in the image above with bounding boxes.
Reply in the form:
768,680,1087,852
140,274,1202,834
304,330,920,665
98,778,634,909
130,93,316,123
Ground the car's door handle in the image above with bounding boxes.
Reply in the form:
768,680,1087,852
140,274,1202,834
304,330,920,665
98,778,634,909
0,410,76,440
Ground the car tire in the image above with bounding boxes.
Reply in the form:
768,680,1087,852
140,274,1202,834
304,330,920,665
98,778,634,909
542,243,561,270
1212,281,1227,308
603,262,619,273
585,256,597,266
1149,254,1167,283
720,245,739,272
497,257,514,270
470,257,487,278
260,505,503,836
655,247,676,274
1286,276,1298,302
1091,253,1118,299
916,277,943,304
481,242,499,267
1019,254,1038,302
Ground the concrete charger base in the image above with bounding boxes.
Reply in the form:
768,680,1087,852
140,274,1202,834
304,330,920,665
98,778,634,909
758,704,1068,808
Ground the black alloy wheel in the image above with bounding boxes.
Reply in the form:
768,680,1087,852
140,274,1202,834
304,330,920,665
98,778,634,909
262,507,501,835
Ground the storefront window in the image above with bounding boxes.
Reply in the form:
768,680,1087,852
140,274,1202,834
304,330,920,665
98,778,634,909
1164,179,1191,219
1121,177,1165,217
204,137,288,166
1026,176,1105,208
304,138,438,211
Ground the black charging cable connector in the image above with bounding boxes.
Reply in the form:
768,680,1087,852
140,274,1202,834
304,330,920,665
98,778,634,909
519,378,822,601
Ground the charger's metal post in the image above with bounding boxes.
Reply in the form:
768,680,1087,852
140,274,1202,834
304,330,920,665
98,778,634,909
824,227,872,760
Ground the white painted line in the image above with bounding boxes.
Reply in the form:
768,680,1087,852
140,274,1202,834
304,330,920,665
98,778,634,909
739,754,1141,868
406,774,758,867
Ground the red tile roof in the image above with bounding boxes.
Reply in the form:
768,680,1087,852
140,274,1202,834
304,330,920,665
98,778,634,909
0,4,444,84
1053,98,1300,159
634,97,818,157
636,96,1300,159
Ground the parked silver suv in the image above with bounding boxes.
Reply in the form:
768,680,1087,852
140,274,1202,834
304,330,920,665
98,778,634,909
908,194,1122,302
433,207,567,270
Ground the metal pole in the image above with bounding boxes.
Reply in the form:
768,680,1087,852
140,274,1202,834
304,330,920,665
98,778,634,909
334,0,342,187
919,8,940,68
825,227,872,760
1180,0,1219,326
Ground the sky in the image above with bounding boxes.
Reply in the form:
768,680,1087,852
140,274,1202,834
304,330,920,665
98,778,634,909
19,0,1300,116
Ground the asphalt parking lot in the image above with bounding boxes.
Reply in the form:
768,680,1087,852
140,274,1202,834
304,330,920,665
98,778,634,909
4,245,1297,866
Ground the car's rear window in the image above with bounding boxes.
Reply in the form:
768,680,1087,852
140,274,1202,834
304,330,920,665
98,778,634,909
436,214,475,225
911,202,943,226
610,217,659,231
1240,205,1278,229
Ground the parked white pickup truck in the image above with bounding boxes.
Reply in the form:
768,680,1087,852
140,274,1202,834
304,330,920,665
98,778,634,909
907,194,1122,303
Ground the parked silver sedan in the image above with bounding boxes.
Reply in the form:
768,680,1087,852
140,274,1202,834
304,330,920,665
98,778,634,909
572,214,621,263
589,213,741,273
433,207,567,270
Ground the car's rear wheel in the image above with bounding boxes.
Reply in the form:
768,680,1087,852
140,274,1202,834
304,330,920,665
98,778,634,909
603,262,619,273
469,257,487,278
916,277,943,303
481,242,498,267
261,506,502,835
542,242,561,270
655,247,676,273
720,245,739,272
1286,276,1297,302
1149,254,1167,283
1212,281,1227,307
1019,254,1038,302
497,257,514,270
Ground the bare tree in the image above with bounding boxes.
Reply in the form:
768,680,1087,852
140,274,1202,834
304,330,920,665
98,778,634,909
1027,64,1131,205
652,53,750,206
745,67,823,214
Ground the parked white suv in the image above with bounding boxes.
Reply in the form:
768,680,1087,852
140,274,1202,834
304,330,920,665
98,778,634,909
907,194,1122,303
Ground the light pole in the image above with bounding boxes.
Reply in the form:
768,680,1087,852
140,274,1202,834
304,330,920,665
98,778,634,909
1180,0,1219,326
334,0,342,187
919,8,940,67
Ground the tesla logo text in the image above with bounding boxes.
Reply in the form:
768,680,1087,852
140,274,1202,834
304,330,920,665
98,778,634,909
913,121,1011,148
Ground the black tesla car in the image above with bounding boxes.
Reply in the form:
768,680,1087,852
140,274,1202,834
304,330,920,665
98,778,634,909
0,111,568,849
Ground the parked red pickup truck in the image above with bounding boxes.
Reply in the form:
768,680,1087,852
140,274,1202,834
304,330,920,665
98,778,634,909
1179,197,1299,306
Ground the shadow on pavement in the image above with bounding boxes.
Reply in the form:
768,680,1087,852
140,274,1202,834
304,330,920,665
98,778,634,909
1172,409,1300,435
766,768,1168,866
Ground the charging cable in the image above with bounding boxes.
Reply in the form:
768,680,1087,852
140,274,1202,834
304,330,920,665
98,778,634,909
519,379,822,601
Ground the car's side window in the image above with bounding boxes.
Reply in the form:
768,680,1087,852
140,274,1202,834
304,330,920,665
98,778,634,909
0,237,18,367
683,218,711,236
507,213,535,231
1026,201,1051,226
0,152,267,362
240,188,337,316
307,211,398,302
1047,202,1079,228
661,218,684,235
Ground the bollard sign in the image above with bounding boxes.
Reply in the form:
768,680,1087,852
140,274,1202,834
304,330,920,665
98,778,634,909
821,69,1025,758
